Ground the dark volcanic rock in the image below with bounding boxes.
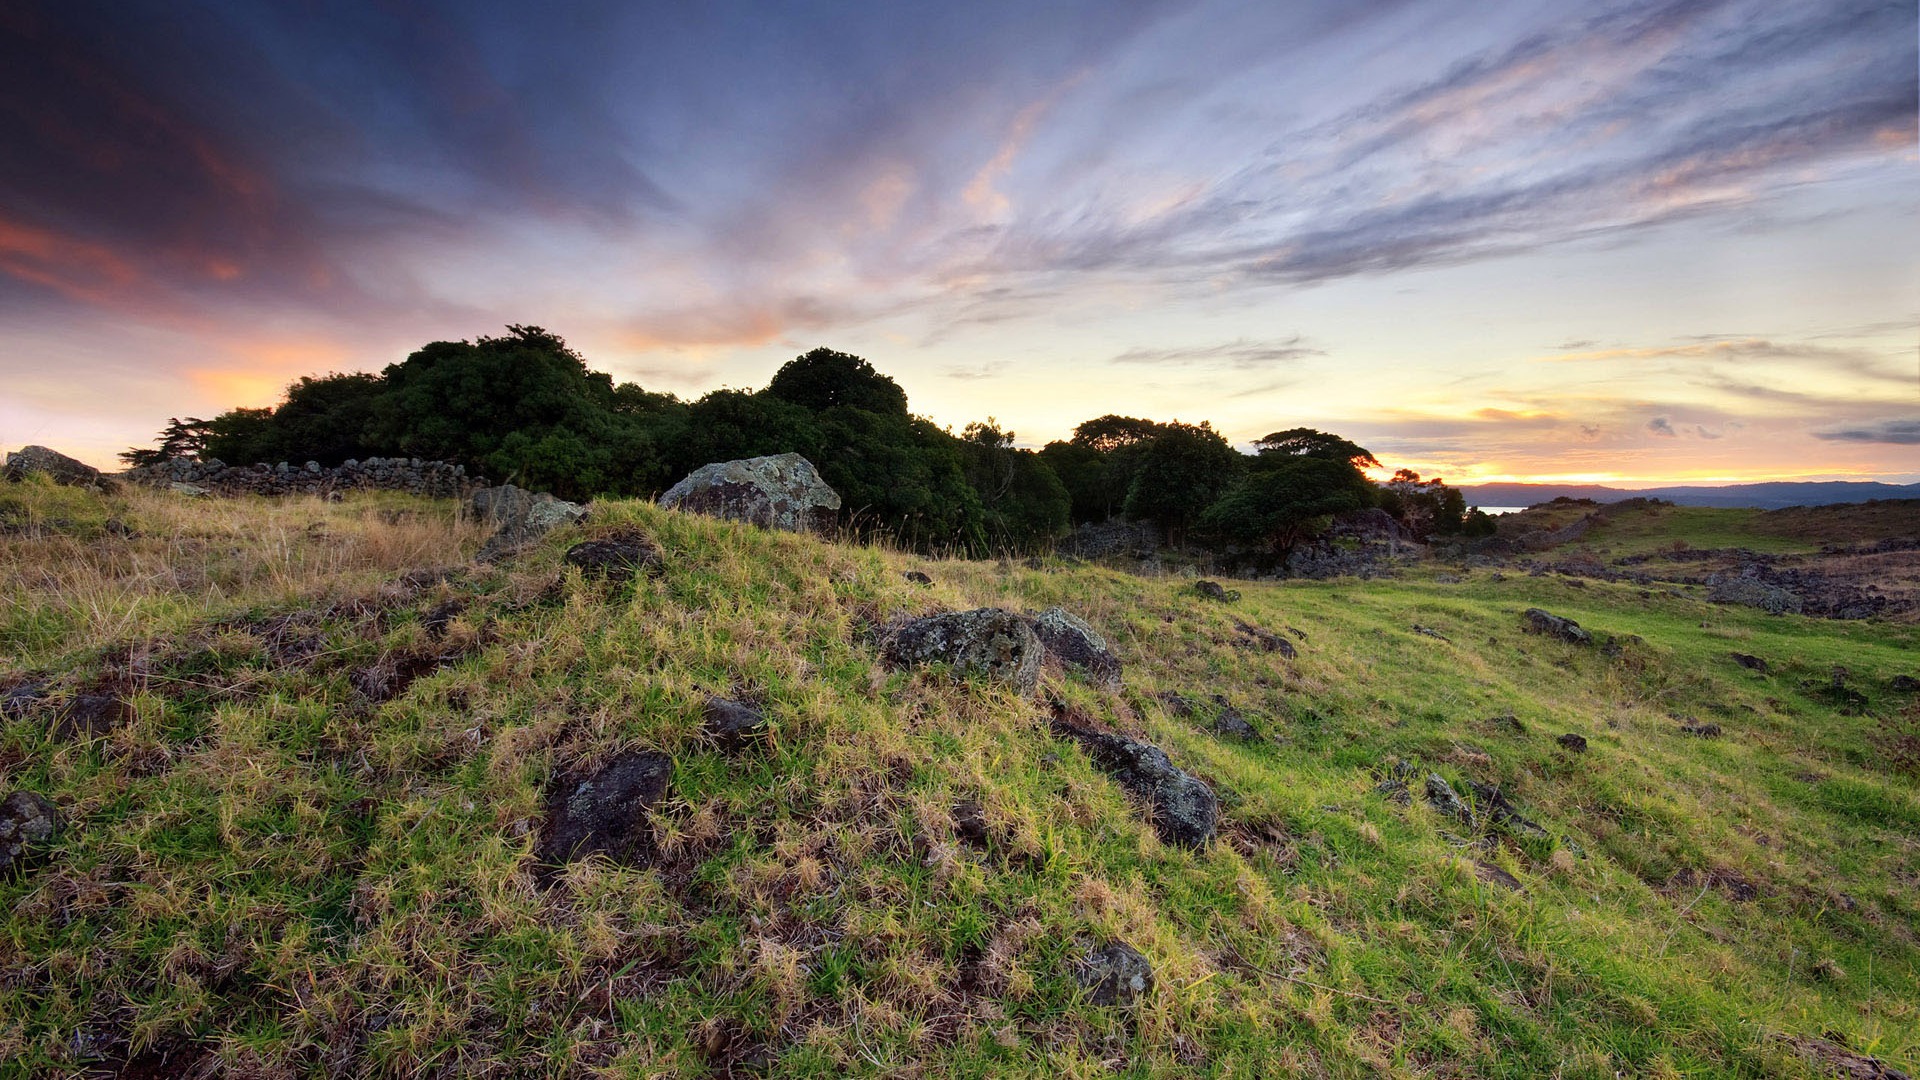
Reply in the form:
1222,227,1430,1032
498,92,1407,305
1891,675,1919,693
659,452,841,533
1077,941,1153,1006
1027,607,1122,689
471,484,587,561
3,445,112,490
1375,759,1416,804
1233,620,1296,658
1193,579,1239,602
1211,699,1259,742
880,608,1043,694
2,681,47,721
1523,608,1592,645
1679,722,1723,738
1556,732,1589,752
1465,780,1550,840
952,800,992,851
701,696,767,751
563,531,664,582
419,599,466,641
1473,860,1524,892
0,790,59,876
1425,774,1472,822
1051,703,1218,848
54,692,131,739
903,570,933,585
1729,652,1770,673
536,750,673,875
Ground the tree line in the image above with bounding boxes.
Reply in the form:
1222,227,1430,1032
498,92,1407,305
124,325,1493,556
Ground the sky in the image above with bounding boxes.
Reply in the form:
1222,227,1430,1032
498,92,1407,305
2,0,1916,484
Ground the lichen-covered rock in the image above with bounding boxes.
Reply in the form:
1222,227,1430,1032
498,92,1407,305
1193,579,1239,602
1077,941,1153,1006
4,446,112,490
1523,607,1592,645
563,531,664,582
1425,774,1472,822
880,608,1043,694
471,484,587,561
1027,607,1121,689
128,455,478,498
535,750,672,875
1051,703,1218,848
1707,570,1804,616
659,453,841,533
0,790,59,875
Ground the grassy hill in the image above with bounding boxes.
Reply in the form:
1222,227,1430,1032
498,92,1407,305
2,478,1917,1078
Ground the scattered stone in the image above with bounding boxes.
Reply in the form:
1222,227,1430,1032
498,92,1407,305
167,481,212,497
659,452,842,533
701,696,767,751
0,790,59,876
1707,569,1803,616
2,681,47,721
54,692,131,739
879,608,1043,695
1434,573,1464,584
1556,732,1589,752
1211,699,1259,742
1193,580,1240,602
1077,941,1154,1006
1890,675,1919,693
1375,759,1416,805
535,749,673,874
1233,620,1296,658
1679,722,1723,738
419,599,466,641
103,517,136,539
952,800,992,851
1523,607,1592,645
1411,624,1452,642
471,484,587,561
1286,626,1308,641
1464,780,1550,840
1777,1033,1911,1080
903,570,933,585
1425,774,1472,822
1730,652,1770,673
1027,607,1122,689
1812,957,1848,983
1472,860,1524,891
563,531,664,582
3,445,112,489
1051,702,1218,848
1486,714,1526,734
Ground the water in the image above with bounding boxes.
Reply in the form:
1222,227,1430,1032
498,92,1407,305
1473,506,1529,515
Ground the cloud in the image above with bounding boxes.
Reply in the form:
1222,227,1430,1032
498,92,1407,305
1112,336,1322,369
1647,416,1677,437
1811,417,1920,444
1695,425,1722,439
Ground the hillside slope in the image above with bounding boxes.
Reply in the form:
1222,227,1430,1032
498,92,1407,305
2,480,1917,1078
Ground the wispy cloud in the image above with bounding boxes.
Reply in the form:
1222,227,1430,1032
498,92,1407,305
1647,416,1677,437
1112,336,1322,369
1811,417,1920,445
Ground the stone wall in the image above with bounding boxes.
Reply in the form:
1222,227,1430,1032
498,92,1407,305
126,456,484,498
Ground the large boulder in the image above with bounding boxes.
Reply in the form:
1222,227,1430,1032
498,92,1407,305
1026,607,1121,689
879,608,1043,694
1051,703,1218,849
4,446,112,490
470,484,586,561
659,452,841,533
0,790,59,876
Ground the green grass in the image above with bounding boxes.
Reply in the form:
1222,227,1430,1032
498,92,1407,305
2,482,1916,1077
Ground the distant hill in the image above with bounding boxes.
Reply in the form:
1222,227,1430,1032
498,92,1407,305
1459,480,1920,510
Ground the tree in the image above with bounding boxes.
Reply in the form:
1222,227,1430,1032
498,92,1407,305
1253,428,1381,469
1200,455,1377,559
1121,421,1243,539
120,417,215,467
201,407,276,464
765,347,909,417
1036,440,1109,525
1378,468,1469,539
959,419,1070,552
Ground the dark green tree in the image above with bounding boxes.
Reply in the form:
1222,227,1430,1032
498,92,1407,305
120,416,216,467
200,407,276,464
959,420,1070,552
765,347,909,417
1121,421,1242,539
1253,428,1381,469
1200,455,1377,558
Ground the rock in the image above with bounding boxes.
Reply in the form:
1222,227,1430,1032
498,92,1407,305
1464,780,1550,840
1,681,47,721
1077,941,1153,1006
1730,652,1770,673
1707,569,1803,616
535,750,672,875
1410,624,1451,642
659,452,841,533
1891,675,1919,693
1556,732,1588,752
1051,703,1218,848
701,696,767,751
562,531,664,582
1679,722,1722,737
1523,608,1591,645
1425,774,1472,822
879,608,1043,695
903,570,933,585
471,484,587,561
1193,580,1239,602
1472,860,1524,892
419,599,465,641
1026,607,1122,689
3,445,112,489
1211,700,1259,742
1375,759,1416,804
1778,1033,1913,1080
952,800,996,851
1233,620,1296,658
0,790,59,876
54,692,130,739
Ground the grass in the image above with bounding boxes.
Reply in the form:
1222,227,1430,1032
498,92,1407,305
2,479,1916,1077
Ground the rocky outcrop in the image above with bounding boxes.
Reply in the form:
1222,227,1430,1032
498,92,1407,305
1523,608,1592,645
471,484,587,561
4,446,113,490
1077,941,1153,1006
535,750,673,876
0,790,59,875
1056,518,1163,560
126,456,479,498
1026,607,1121,689
879,608,1043,694
1051,703,1218,848
1707,569,1803,616
659,453,841,533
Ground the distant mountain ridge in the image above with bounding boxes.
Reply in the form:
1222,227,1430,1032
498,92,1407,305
1458,480,1920,510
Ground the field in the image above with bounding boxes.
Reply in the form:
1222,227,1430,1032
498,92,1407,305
3,477,1918,1078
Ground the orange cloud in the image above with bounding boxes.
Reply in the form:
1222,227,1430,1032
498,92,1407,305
187,337,359,409
0,215,140,302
